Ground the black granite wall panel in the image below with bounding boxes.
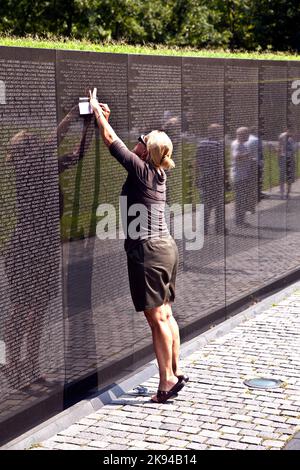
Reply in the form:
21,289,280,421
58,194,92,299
258,64,288,286
225,62,260,304
285,65,300,278
181,58,226,325
0,47,64,443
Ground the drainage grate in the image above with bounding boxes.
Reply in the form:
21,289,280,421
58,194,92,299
244,378,284,389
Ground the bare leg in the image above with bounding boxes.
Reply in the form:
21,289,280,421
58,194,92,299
164,302,183,376
144,305,178,401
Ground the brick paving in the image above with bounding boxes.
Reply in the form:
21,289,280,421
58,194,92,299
36,288,300,450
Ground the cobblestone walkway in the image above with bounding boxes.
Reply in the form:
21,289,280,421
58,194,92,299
38,290,300,450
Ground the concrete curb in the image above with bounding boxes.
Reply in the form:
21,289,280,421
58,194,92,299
3,279,300,450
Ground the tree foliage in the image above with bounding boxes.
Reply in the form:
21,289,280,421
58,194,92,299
0,0,299,51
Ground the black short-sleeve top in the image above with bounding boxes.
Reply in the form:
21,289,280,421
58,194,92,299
109,139,170,252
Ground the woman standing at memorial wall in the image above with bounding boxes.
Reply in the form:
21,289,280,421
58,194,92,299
89,88,188,403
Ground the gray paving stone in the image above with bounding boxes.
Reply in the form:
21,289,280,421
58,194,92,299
227,441,249,450
206,438,228,447
179,426,202,434
146,428,168,436
239,428,260,437
130,440,150,449
162,416,183,425
240,436,263,445
286,418,300,425
52,443,82,450
208,446,228,450
231,414,252,422
164,438,190,448
144,435,167,444
158,423,180,432
186,443,208,450
105,444,129,450
221,434,241,442
166,431,192,441
246,445,267,450
199,430,221,439
263,439,284,448
219,426,240,435
86,440,110,449
218,419,238,427
275,426,295,434
236,421,256,430
147,443,171,450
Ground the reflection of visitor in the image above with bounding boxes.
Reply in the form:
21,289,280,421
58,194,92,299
54,106,93,218
162,110,180,136
196,124,224,235
278,130,296,200
89,88,188,404
231,127,257,226
248,127,264,201
3,131,57,388
3,107,92,390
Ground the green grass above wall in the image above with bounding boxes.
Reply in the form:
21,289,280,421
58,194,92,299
1,35,300,61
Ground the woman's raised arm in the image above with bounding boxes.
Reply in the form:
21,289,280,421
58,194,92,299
89,88,119,147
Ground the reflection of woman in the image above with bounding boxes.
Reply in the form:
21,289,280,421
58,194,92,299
3,108,92,389
89,89,188,403
278,130,296,200
231,126,256,226
4,131,57,387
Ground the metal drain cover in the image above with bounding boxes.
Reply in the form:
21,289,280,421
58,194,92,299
244,378,284,389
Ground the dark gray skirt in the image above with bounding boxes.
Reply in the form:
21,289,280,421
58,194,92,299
126,236,179,312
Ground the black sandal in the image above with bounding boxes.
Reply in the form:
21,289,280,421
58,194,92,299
152,378,186,404
177,374,190,383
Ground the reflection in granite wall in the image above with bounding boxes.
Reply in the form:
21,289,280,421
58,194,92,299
258,65,288,287
0,48,64,443
181,58,225,325
225,64,260,304
1,47,300,444
285,66,300,278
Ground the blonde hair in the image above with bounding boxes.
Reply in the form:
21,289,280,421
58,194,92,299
146,130,175,170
